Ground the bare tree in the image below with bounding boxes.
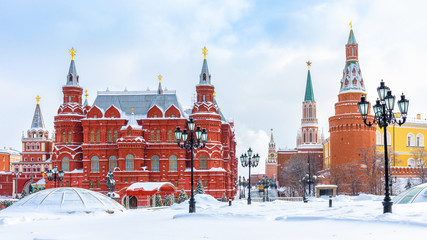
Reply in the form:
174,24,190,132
411,147,427,183
344,162,363,195
359,146,383,195
279,153,322,197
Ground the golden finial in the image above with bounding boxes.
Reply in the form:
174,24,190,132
306,60,312,70
36,95,40,104
158,74,162,83
131,107,134,114
202,46,208,60
84,90,88,99
349,21,352,30
213,91,216,97
69,47,76,60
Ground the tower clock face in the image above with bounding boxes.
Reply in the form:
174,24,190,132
269,152,277,158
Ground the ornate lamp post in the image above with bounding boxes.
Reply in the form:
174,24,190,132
240,148,260,205
358,80,409,213
12,170,22,198
175,118,208,213
46,164,64,188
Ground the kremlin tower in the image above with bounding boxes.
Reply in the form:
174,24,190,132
265,129,277,180
328,25,376,169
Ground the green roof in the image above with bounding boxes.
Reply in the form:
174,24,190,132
347,29,357,44
304,69,315,101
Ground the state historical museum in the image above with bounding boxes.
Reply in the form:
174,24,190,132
48,48,238,200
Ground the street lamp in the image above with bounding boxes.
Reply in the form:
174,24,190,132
175,118,208,213
240,148,260,204
46,164,64,188
12,170,22,198
358,80,409,214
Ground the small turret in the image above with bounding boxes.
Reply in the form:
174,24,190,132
199,46,211,85
66,48,79,86
31,95,45,130
304,61,315,102
158,75,163,94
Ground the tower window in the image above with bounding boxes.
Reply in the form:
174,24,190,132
151,130,155,143
96,131,100,144
68,96,71,102
63,132,66,145
114,130,118,143
68,131,72,144
203,73,206,80
90,131,94,144
157,130,161,143
108,130,112,143
203,95,206,102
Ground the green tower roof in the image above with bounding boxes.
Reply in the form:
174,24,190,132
347,29,357,44
304,67,315,102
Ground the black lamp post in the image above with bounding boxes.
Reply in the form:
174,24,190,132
240,148,260,205
46,164,64,188
358,80,409,214
261,176,270,202
175,118,208,213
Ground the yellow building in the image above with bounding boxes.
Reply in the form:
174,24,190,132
376,114,427,168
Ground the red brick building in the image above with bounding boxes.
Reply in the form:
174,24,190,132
277,62,323,186
48,48,238,202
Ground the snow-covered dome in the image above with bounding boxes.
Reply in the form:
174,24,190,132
393,183,427,204
1,187,125,214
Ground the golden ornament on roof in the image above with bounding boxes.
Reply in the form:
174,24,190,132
36,95,40,104
349,21,352,30
158,75,162,83
306,60,312,70
202,46,208,59
69,47,77,60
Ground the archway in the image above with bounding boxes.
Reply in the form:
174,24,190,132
129,196,138,209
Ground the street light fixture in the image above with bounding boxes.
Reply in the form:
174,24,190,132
358,79,409,214
46,164,64,188
175,118,208,213
240,148,260,205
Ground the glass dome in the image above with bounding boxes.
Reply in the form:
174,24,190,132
393,183,427,204
2,187,125,214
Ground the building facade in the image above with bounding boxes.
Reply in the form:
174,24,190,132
48,48,238,201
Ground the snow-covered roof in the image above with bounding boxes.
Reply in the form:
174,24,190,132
127,182,174,191
2,187,125,214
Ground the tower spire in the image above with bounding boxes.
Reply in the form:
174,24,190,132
270,128,275,143
199,46,211,85
31,95,45,130
83,90,89,106
66,48,80,86
304,61,315,102
158,75,163,94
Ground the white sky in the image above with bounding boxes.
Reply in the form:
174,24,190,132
1,0,427,175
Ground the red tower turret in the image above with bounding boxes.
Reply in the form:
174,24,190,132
329,26,376,169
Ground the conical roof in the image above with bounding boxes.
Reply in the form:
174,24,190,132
31,101,45,130
66,59,79,86
347,29,357,44
304,68,315,101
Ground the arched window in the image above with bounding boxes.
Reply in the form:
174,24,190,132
90,131,94,144
157,130,161,143
309,107,312,118
108,130,112,143
151,155,159,172
169,155,177,172
63,132,66,144
109,156,117,171
151,130,155,143
407,133,415,147
68,131,72,144
203,73,206,80
303,133,306,143
385,131,391,146
309,133,312,143
96,131,100,144
126,154,134,171
168,130,173,143
376,131,382,145
91,156,99,173
114,130,118,143
416,133,424,147
62,157,70,171
199,155,207,170
408,158,415,167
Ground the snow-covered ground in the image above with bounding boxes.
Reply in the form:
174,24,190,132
1,194,426,240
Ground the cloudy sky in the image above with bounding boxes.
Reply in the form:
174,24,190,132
1,0,426,175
